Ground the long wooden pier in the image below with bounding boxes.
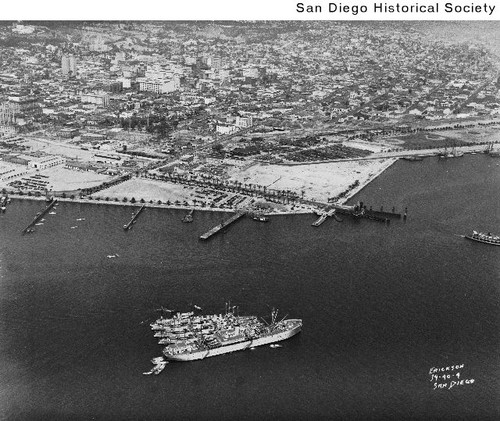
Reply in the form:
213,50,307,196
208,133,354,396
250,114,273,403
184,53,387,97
123,204,146,230
21,199,57,234
312,201,404,225
312,209,336,227
364,208,402,220
199,211,245,240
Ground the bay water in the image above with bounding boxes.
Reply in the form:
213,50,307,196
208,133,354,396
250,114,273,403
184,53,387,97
0,154,499,420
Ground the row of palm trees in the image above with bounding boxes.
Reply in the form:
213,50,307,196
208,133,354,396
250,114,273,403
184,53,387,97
144,171,305,206
80,174,132,197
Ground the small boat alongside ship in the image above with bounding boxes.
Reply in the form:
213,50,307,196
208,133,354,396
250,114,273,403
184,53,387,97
464,230,500,246
143,357,168,375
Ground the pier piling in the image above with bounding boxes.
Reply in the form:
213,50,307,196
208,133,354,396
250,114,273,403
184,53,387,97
199,211,245,240
123,204,146,230
21,199,57,234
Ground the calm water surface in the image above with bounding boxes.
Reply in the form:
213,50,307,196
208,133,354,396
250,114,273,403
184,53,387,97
0,155,499,420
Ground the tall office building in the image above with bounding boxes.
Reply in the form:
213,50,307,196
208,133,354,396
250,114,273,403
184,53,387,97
61,55,70,75
61,55,77,76
0,103,15,125
69,55,77,75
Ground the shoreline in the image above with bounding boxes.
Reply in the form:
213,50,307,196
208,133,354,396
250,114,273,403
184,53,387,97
3,157,403,216
5,194,318,216
340,158,398,204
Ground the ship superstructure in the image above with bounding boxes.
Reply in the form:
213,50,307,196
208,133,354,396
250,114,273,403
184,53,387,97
464,230,500,246
150,307,301,362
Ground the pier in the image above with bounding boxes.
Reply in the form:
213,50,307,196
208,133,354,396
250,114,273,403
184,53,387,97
182,209,194,223
361,203,403,221
316,201,404,224
199,211,245,240
123,204,146,230
334,204,402,222
312,209,336,227
21,199,57,234
364,208,402,220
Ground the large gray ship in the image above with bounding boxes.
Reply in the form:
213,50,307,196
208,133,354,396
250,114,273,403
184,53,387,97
150,307,302,362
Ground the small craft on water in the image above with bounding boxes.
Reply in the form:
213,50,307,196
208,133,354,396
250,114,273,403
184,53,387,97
143,357,168,375
464,230,500,246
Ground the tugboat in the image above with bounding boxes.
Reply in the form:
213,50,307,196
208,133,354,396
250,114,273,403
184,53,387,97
143,357,168,375
464,230,500,246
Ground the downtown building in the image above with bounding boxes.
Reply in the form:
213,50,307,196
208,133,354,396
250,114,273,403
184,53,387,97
137,77,180,94
81,92,110,107
61,55,77,77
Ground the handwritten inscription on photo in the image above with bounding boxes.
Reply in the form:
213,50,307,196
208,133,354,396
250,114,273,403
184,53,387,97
429,364,475,390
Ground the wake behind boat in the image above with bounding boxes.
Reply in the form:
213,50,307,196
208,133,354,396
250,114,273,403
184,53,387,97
464,230,500,246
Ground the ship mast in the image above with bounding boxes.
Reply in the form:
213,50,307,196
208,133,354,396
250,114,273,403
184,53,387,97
278,314,288,324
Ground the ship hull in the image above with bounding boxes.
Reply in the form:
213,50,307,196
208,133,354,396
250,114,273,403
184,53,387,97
164,319,302,361
464,235,500,246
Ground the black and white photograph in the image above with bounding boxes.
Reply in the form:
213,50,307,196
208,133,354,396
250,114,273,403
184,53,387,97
0,2,499,419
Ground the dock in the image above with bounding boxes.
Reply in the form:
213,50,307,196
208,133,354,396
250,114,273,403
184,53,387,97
364,208,402,220
123,204,146,230
312,209,336,227
182,209,194,223
323,202,404,223
199,211,245,240
21,199,57,234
